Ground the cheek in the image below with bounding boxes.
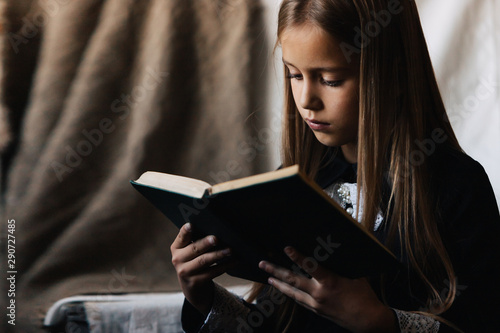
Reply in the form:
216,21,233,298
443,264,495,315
339,88,359,123
290,85,306,116
290,84,301,106
349,96,360,125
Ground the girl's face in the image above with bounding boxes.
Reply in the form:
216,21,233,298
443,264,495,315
281,24,360,163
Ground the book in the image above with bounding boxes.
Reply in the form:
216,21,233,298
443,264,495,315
130,165,399,284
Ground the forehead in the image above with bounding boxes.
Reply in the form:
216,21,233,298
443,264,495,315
280,23,356,70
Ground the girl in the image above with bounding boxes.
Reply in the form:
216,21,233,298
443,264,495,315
171,0,500,332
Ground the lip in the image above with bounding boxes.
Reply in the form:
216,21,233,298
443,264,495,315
306,119,331,131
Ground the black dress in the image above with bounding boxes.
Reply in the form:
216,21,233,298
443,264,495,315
183,146,500,332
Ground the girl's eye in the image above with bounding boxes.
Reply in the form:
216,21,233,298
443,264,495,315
287,73,303,80
321,78,343,87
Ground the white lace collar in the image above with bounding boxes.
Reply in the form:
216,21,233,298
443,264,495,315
324,182,384,231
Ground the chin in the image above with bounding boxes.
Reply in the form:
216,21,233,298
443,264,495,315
313,135,339,147
314,132,357,149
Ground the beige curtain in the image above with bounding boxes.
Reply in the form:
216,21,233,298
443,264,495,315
416,0,500,206
0,0,268,331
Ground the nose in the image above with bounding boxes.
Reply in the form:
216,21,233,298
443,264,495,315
299,81,323,111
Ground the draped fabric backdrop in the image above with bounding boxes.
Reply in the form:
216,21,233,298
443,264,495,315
415,0,500,206
0,0,269,331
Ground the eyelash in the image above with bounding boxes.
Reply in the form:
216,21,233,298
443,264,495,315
287,74,343,87
287,74,303,80
321,78,343,87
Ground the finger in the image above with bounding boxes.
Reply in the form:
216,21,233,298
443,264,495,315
172,233,220,268
182,235,220,262
284,246,330,282
259,260,312,292
182,247,233,275
199,257,238,281
266,273,313,308
171,223,194,250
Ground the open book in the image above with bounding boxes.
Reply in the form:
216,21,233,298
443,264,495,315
130,165,399,283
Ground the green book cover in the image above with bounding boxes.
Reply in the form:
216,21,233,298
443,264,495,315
130,165,400,283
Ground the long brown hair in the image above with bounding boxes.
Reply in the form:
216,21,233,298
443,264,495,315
248,0,462,330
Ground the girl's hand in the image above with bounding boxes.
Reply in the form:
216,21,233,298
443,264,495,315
259,247,397,333
170,223,233,316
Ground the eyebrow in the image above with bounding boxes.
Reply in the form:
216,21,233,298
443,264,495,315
282,59,350,73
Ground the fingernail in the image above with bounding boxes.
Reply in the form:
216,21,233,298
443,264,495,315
268,278,274,285
184,223,192,232
209,236,216,246
222,248,231,256
284,247,293,255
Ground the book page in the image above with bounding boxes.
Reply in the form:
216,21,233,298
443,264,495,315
134,171,211,198
210,165,300,195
